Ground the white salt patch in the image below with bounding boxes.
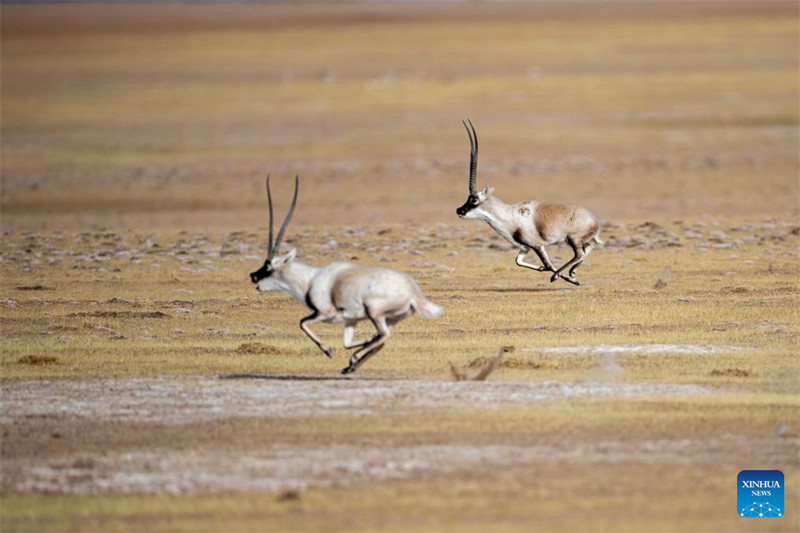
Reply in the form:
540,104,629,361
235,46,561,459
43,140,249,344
6,436,774,495
0,376,709,426
524,344,740,355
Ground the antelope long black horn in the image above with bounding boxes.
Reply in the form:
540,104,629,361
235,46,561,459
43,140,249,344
463,118,478,196
272,175,299,256
266,175,274,259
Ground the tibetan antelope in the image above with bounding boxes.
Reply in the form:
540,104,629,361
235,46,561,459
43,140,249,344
456,120,602,285
250,176,443,374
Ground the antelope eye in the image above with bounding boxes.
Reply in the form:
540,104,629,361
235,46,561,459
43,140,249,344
470,197,479,205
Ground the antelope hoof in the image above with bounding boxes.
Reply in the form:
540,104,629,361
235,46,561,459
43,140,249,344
341,365,355,375
550,273,559,283
562,275,580,286
324,347,335,359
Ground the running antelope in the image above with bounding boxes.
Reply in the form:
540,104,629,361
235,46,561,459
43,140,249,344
456,120,602,285
250,176,443,374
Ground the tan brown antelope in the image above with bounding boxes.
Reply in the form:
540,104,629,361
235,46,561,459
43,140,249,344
250,176,443,374
456,120,602,285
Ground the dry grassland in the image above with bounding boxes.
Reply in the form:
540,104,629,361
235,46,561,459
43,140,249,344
1,2,798,532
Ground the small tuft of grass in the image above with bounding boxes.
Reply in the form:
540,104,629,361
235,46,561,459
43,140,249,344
276,489,301,502
710,368,756,378
69,311,170,319
236,343,283,355
15,285,52,291
17,355,60,366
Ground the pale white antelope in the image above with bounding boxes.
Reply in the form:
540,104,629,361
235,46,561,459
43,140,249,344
456,120,602,285
250,176,443,374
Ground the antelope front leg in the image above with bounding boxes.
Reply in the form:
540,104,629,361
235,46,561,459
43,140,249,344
299,311,335,358
532,245,557,272
515,250,546,271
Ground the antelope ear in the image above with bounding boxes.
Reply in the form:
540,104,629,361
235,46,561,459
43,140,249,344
478,186,494,201
272,248,297,269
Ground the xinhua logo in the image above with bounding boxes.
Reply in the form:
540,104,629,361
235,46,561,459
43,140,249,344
738,470,784,518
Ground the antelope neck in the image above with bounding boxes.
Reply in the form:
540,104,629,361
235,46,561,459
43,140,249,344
476,196,514,233
276,260,319,305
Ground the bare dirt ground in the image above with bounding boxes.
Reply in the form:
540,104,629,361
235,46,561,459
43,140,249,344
1,375,713,495
2,376,711,426
1,1,798,532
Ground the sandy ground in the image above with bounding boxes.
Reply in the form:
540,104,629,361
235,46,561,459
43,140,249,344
10,436,785,496
1,375,717,495
2,374,710,425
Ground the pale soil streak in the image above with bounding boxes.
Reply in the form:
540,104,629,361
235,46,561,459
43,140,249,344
0,376,725,494
7,437,796,496
0,376,709,424
526,344,742,355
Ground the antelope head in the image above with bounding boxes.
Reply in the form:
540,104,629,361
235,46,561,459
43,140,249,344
456,119,494,219
250,175,299,292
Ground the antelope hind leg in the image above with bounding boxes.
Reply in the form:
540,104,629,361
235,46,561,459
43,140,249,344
532,244,576,283
342,322,369,350
341,344,386,375
550,240,585,285
341,314,390,374
568,242,594,278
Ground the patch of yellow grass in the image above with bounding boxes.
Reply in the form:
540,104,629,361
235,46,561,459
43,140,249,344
1,222,797,386
2,3,797,224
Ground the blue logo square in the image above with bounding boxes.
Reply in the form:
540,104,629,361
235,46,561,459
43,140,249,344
738,470,784,518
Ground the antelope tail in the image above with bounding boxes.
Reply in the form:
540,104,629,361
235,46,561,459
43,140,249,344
412,296,443,319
